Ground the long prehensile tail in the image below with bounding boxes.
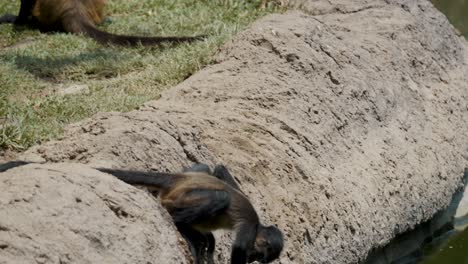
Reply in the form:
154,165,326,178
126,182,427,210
77,20,205,46
97,168,177,189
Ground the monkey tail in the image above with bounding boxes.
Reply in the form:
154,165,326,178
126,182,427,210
66,17,205,46
97,168,178,189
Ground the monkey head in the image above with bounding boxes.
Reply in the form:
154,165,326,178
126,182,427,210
248,225,284,263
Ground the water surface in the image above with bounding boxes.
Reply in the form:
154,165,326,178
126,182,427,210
420,227,468,264
432,0,468,38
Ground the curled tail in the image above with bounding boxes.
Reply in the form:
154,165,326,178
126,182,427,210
67,18,205,46
97,168,178,189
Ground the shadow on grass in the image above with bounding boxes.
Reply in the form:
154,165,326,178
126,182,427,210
0,49,133,81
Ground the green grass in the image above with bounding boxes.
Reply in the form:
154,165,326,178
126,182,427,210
0,0,279,151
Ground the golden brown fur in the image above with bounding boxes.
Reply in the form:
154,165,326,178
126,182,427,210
32,0,105,32
0,0,204,46
97,165,284,264
160,173,251,232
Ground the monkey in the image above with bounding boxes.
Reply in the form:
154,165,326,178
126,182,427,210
0,0,205,46
0,160,283,263
97,164,284,264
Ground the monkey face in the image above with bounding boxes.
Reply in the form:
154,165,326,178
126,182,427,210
248,225,284,263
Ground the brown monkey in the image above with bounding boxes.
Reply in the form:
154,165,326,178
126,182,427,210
0,0,205,46
98,164,284,264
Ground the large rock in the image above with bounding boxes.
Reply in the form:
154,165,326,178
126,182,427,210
288,0,382,15
11,0,468,263
0,163,189,264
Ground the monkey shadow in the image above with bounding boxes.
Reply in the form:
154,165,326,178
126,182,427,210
0,49,131,81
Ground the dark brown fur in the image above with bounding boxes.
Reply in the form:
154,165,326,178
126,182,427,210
160,172,257,231
0,0,204,46
98,164,283,264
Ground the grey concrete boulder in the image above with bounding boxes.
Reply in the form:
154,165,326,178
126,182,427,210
0,163,189,264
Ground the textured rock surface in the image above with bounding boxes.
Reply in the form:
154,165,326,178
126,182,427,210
288,0,382,15
6,0,468,263
0,163,189,264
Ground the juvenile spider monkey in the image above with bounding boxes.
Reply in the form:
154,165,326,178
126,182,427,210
0,0,205,46
98,164,284,264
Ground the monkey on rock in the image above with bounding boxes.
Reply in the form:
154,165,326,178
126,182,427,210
0,0,205,46
98,163,284,264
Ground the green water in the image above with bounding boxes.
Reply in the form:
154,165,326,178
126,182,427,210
420,227,468,264
432,0,468,38
417,1,468,262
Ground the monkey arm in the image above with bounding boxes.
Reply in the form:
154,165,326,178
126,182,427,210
231,224,258,264
228,194,260,264
213,165,242,191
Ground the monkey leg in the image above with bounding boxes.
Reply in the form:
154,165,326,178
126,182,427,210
176,224,210,264
213,165,241,191
166,189,229,263
205,232,215,264
183,163,212,174
175,226,216,264
15,0,36,25
0,0,36,25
